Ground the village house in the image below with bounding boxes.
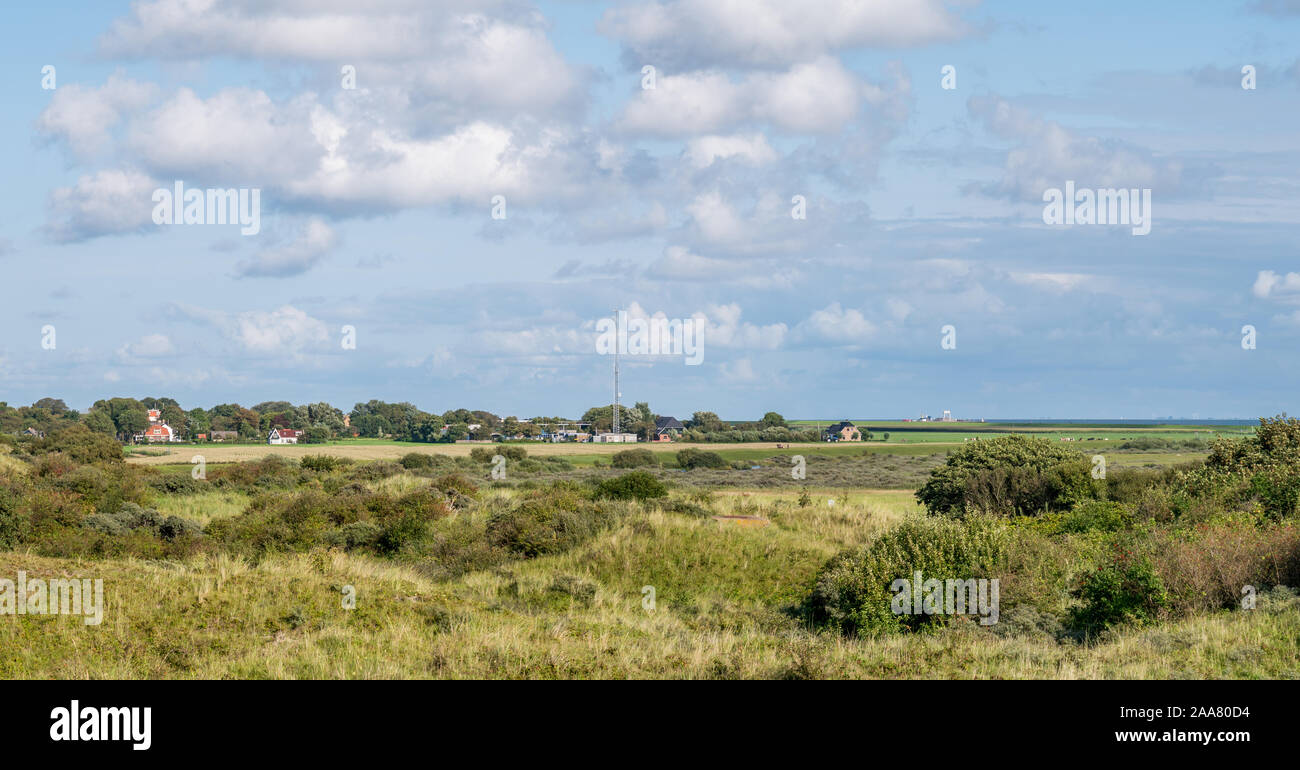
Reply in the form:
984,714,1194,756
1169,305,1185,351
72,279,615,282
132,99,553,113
824,420,862,442
22,427,45,439
138,407,181,443
654,416,684,442
209,430,239,442
268,428,300,445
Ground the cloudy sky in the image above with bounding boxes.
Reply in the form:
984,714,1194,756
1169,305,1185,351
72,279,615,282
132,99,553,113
1,0,1298,420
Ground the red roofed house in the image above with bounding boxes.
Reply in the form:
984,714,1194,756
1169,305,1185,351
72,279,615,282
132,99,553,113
268,428,301,445
140,407,181,443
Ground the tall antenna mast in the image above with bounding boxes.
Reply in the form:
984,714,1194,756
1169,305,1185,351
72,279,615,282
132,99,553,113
612,309,620,435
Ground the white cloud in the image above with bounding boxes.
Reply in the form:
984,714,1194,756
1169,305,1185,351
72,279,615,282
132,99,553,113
45,169,159,242
1009,272,1094,293
600,0,971,69
37,74,157,157
618,58,868,136
684,134,777,168
99,1,582,118
176,304,331,356
969,95,1184,201
117,333,175,359
236,218,337,278
798,302,876,342
1253,270,1300,299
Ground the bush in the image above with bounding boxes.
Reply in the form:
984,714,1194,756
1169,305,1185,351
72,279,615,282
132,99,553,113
300,455,343,472
916,435,1095,518
400,452,436,470
486,484,619,557
147,472,206,495
0,487,29,549
676,448,728,470
29,425,123,465
1069,548,1170,632
1059,500,1132,533
612,448,659,468
84,503,201,541
805,516,1009,635
594,471,667,501
470,446,527,463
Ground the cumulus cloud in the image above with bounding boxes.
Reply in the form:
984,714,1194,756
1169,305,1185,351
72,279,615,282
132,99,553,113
1253,270,1300,300
45,169,159,242
600,0,971,70
236,218,337,278
37,74,157,157
174,303,331,355
115,334,176,363
797,302,876,343
618,57,869,136
684,134,778,168
968,95,1185,201
99,1,583,120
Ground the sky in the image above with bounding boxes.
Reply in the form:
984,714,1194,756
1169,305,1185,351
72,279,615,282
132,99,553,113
1,0,1298,420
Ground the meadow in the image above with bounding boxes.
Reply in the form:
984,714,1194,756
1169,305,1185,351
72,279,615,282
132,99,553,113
2,420,1297,679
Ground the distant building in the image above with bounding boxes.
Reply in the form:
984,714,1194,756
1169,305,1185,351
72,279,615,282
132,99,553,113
654,416,685,442
268,428,300,445
209,431,239,442
137,408,181,443
141,422,179,443
941,410,955,422
593,433,638,443
824,420,861,442
21,427,44,438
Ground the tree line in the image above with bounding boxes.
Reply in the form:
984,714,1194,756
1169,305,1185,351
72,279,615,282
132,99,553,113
0,397,817,444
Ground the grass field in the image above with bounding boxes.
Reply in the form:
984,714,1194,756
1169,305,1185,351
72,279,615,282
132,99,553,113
8,422,1295,679
4,490,1296,679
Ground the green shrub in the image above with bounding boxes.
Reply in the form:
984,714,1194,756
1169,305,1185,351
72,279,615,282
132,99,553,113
0,487,29,549
612,448,658,468
486,484,619,557
1059,500,1132,533
470,446,527,463
300,454,343,472
916,435,1095,518
594,471,667,501
676,448,728,470
805,516,1009,635
1069,549,1170,632
400,452,436,470
28,425,124,465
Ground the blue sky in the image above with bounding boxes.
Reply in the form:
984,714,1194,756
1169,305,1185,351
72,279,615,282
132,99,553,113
1,0,1299,420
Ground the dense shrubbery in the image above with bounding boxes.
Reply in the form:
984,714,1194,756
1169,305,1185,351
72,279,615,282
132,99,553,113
25,424,125,465
916,435,1096,518
1069,547,1170,631
611,448,658,468
805,516,1009,635
470,446,527,463
1176,416,1300,520
486,483,621,557
676,448,728,470
594,471,667,501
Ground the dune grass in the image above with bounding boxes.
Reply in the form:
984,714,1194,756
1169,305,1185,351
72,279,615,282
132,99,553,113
2,484,1295,679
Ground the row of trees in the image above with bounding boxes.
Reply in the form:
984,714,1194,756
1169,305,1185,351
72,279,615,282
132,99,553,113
2,397,806,445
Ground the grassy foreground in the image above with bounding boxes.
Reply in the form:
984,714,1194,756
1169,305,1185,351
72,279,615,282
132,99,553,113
3,490,1296,679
